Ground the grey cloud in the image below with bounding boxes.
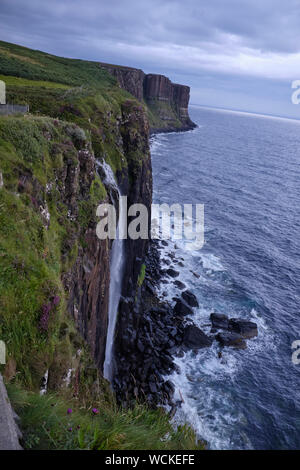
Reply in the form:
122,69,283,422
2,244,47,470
1,0,300,53
0,0,299,118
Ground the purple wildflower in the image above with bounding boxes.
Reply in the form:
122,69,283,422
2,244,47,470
39,303,52,331
92,408,99,415
52,295,60,306
31,196,39,209
67,408,73,414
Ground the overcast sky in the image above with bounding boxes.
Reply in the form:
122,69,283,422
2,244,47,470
1,0,300,118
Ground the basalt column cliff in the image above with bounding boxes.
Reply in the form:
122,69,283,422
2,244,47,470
100,63,196,133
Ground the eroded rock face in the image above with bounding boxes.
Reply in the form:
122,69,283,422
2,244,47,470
59,100,153,374
99,63,145,101
107,100,155,395
66,233,110,372
144,74,173,102
172,83,191,110
143,75,190,111
118,100,152,301
53,140,111,372
143,75,192,123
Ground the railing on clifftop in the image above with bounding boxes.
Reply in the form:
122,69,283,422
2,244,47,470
0,104,29,116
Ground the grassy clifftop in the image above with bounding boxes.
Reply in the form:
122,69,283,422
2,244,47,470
0,40,115,88
0,40,195,133
8,384,201,450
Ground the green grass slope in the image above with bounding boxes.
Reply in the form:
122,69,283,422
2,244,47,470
0,40,115,88
0,115,105,386
8,384,203,450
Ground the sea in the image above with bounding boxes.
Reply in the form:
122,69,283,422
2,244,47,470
150,105,300,450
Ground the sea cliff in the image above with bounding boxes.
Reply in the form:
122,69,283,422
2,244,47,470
0,40,200,449
100,62,196,132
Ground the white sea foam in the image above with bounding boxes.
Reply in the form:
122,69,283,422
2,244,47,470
150,137,167,153
198,253,225,272
167,344,244,450
156,234,272,449
245,308,278,354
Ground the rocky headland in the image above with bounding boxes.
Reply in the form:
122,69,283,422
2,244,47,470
100,62,196,133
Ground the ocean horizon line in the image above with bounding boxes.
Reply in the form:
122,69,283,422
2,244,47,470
190,103,300,124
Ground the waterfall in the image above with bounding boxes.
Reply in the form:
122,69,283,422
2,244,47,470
97,160,125,382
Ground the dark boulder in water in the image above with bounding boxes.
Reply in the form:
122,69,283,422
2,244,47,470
210,312,229,330
216,331,247,349
166,268,180,278
174,298,193,316
173,280,186,290
228,319,258,339
183,325,212,349
182,290,199,307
